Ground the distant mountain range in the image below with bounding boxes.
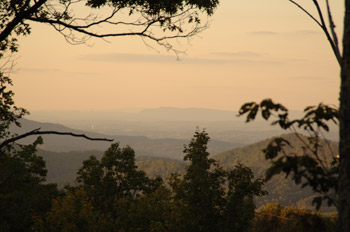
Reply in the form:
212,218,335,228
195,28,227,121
28,107,241,122
10,118,238,159
26,107,338,144
137,107,237,121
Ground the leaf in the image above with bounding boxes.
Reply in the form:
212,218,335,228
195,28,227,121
238,102,257,116
263,138,290,160
261,109,271,120
265,158,284,180
246,105,259,122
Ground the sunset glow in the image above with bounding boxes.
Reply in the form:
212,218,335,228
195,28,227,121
11,0,343,111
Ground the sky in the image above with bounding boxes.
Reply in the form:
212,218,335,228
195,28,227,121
9,0,344,112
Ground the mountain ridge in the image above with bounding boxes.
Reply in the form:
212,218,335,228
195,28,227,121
9,118,238,159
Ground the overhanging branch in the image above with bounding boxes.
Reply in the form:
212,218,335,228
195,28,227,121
0,128,114,150
0,0,47,43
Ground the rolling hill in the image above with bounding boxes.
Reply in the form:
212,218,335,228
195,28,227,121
36,132,337,211
10,118,237,159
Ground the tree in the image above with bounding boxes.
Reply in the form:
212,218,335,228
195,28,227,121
0,67,28,152
238,0,350,230
239,99,339,209
169,130,266,232
34,143,167,232
180,130,226,231
76,143,162,229
0,136,58,231
34,130,266,231
281,1,350,230
339,0,350,230
223,163,267,232
0,0,219,57
33,186,104,232
253,203,337,232
116,186,174,232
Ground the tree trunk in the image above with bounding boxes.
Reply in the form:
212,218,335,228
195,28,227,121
339,0,350,231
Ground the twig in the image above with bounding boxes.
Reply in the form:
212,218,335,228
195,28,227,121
287,0,341,65
288,0,322,27
312,0,341,65
0,128,113,150
325,0,341,61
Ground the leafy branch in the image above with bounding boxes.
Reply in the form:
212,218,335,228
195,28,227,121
238,99,339,209
0,0,219,55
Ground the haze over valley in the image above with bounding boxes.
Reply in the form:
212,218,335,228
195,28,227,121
10,107,338,211
25,107,338,147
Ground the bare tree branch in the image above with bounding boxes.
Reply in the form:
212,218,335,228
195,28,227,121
27,11,206,52
0,128,113,150
288,0,342,65
23,2,207,51
312,0,342,64
325,0,341,61
288,0,323,27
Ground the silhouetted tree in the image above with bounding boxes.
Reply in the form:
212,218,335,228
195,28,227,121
339,0,350,230
239,1,350,230
239,99,339,209
181,130,225,231
33,186,104,232
35,130,267,231
76,143,162,229
169,130,265,232
0,137,58,231
0,0,219,57
223,163,266,232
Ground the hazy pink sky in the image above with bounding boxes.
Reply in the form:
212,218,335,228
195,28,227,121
10,0,343,111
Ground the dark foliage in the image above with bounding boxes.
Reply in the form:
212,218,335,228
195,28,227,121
239,99,339,209
0,137,58,232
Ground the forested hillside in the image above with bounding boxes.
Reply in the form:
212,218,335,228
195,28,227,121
39,133,337,212
214,133,338,211
40,150,186,188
